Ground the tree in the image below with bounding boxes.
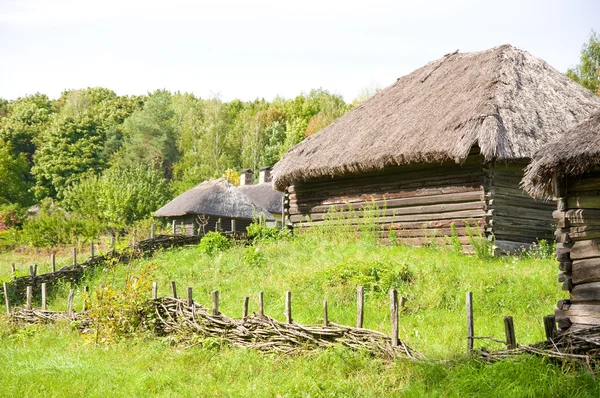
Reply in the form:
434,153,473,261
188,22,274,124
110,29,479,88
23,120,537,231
0,140,32,206
567,31,600,95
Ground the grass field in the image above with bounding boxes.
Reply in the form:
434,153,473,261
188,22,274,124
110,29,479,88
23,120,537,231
1,230,598,396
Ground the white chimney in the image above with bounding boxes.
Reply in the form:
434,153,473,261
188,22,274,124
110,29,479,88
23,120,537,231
240,169,254,186
259,166,272,184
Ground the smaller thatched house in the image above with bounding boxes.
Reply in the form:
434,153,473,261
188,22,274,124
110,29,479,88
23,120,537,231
154,178,274,235
523,112,600,331
238,167,284,227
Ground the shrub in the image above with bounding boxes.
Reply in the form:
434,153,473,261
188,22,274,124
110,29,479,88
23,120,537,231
520,239,555,260
0,204,27,231
247,219,288,243
198,231,230,255
242,246,265,267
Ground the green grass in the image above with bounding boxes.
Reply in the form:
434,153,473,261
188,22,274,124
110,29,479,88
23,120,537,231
1,230,598,396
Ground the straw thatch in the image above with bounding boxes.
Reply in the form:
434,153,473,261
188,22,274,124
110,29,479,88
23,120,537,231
238,183,283,215
272,45,600,191
523,112,600,198
154,178,274,221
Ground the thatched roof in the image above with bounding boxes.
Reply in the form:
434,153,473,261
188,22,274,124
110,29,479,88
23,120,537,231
154,178,274,221
523,112,600,198
272,45,600,191
238,183,283,215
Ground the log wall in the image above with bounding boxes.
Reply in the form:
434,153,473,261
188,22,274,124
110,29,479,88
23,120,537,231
484,163,556,254
170,215,253,236
553,172,600,330
286,151,555,253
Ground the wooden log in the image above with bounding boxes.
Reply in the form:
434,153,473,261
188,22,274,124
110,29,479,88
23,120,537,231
170,280,177,299
570,240,600,260
569,175,600,192
356,286,364,328
243,296,249,319
466,292,474,353
567,193,600,209
555,306,600,326
285,291,292,324
323,300,329,327
258,291,264,316
187,287,193,307
26,286,32,310
212,290,219,316
390,289,399,347
543,315,557,340
152,282,158,299
67,289,74,317
503,316,516,349
51,253,56,273
41,283,47,311
571,258,600,284
559,260,573,272
570,281,600,301
3,282,10,314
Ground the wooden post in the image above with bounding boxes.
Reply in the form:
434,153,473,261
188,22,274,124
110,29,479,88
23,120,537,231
356,286,364,328
172,220,176,235
240,296,249,319
466,292,474,353
33,264,37,277
51,254,56,273
285,291,292,324
150,224,155,239
29,265,34,277
41,283,47,311
170,280,177,298
504,316,517,349
152,282,158,299
216,218,222,232
82,286,89,312
231,219,236,232
72,247,77,266
390,289,399,347
544,315,557,341
258,291,264,316
67,289,74,317
187,287,193,307
3,282,10,315
323,300,329,327
212,290,219,315
90,242,94,258
26,286,32,310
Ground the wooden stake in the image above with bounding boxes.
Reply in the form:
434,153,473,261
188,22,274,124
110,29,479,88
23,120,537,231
170,280,177,298
3,282,10,315
285,291,292,324
29,265,34,277
152,282,158,299
150,224,155,239
356,286,364,328
90,242,94,258
231,219,236,232
258,291,264,316
323,300,329,327
172,220,176,235
41,283,47,311
51,253,56,273
504,316,516,349
26,286,32,310
390,289,399,347
72,247,77,266
212,290,219,315
33,264,37,276
67,289,74,317
466,292,474,353
187,287,193,307
544,315,557,341
83,286,89,312
242,296,249,319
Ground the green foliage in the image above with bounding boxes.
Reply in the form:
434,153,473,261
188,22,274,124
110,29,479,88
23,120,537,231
18,198,101,247
62,164,171,229
465,221,494,259
0,203,27,231
241,246,265,267
0,140,33,206
519,239,555,260
449,223,463,253
567,30,600,95
198,231,231,255
246,219,288,243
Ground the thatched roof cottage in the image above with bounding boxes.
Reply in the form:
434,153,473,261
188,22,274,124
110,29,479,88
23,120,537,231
273,45,600,253
238,167,284,227
523,112,600,330
155,178,274,235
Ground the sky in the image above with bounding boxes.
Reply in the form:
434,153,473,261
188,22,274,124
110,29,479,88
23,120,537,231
1,0,599,102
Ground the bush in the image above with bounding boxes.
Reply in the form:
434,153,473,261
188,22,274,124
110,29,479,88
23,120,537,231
198,231,230,255
246,219,288,243
0,204,27,231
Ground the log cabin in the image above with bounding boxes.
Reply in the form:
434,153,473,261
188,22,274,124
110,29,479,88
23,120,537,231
238,167,285,228
523,112,600,330
272,45,600,253
154,178,274,235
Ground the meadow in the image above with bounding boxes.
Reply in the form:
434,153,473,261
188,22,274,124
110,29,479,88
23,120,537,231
1,227,599,397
